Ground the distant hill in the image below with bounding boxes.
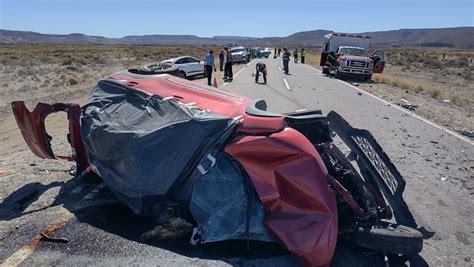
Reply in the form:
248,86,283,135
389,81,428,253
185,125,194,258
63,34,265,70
1,27,473,48
0,30,116,45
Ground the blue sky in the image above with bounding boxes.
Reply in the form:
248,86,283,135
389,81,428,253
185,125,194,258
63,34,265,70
0,0,473,38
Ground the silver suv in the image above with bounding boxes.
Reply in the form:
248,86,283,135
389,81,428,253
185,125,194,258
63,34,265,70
230,46,249,64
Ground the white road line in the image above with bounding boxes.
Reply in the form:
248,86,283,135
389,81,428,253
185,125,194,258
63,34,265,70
222,64,248,87
0,181,109,266
306,65,473,145
1,215,73,267
283,78,291,90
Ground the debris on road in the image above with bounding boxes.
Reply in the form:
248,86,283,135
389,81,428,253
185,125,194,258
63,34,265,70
461,131,474,139
0,168,7,177
141,218,193,241
357,92,363,96
40,232,69,243
398,99,418,111
351,82,360,86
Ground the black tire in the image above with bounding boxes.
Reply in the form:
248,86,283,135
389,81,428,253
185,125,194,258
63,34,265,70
335,70,342,79
178,71,187,79
352,221,423,255
322,66,330,75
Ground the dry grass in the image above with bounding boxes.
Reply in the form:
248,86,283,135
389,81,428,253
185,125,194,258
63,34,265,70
0,44,220,114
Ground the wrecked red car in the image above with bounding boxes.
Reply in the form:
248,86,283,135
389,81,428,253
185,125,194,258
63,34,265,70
11,68,423,266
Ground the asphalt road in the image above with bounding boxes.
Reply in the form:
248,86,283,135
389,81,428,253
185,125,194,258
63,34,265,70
1,55,473,267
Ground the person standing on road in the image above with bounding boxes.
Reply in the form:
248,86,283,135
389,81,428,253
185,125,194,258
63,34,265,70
282,47,291,74
293,48,298,63
204,50,217,86
301,48,306,64
278,47,281,57
218,50,224,71
223,46,233,81
274,48,277,59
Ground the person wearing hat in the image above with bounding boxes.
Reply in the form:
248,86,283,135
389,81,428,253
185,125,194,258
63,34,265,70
282,47,291,74
223,46,233,81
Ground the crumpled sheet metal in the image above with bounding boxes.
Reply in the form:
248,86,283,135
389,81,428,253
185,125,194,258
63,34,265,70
226,128,338,267
80,79,235,214
190,151,274,243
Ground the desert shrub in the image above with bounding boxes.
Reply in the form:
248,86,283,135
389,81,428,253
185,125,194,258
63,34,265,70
428,89,441,98
462,70,472,80
75,58,87,65
422,57,442,68
65,66,79,71
449,95,461,105
17,68,35,76
10,55,19,60
1,83,8,87
18,84,37,93
399,81,410,90
61,57,72,65
415,85,424,93
456,58,468,67
68,78,79,85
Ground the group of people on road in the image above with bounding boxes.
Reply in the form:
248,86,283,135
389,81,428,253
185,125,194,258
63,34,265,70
203,46,307,86
279,47,306,74
203,46,234,86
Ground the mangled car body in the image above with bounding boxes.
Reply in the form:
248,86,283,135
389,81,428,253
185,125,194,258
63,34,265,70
12,69,423,266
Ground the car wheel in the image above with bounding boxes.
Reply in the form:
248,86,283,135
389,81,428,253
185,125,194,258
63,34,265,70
352,221,423,255
335,70,342,79
322,66,330,75
178,71,187,79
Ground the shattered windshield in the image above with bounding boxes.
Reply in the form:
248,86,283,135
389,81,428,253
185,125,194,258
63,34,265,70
338,47,367,56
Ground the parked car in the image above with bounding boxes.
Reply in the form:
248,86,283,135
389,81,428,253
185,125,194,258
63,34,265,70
320,33,385,81
161,56,205,79
261,47,272,58
11,69,422,266
229,46,249,63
